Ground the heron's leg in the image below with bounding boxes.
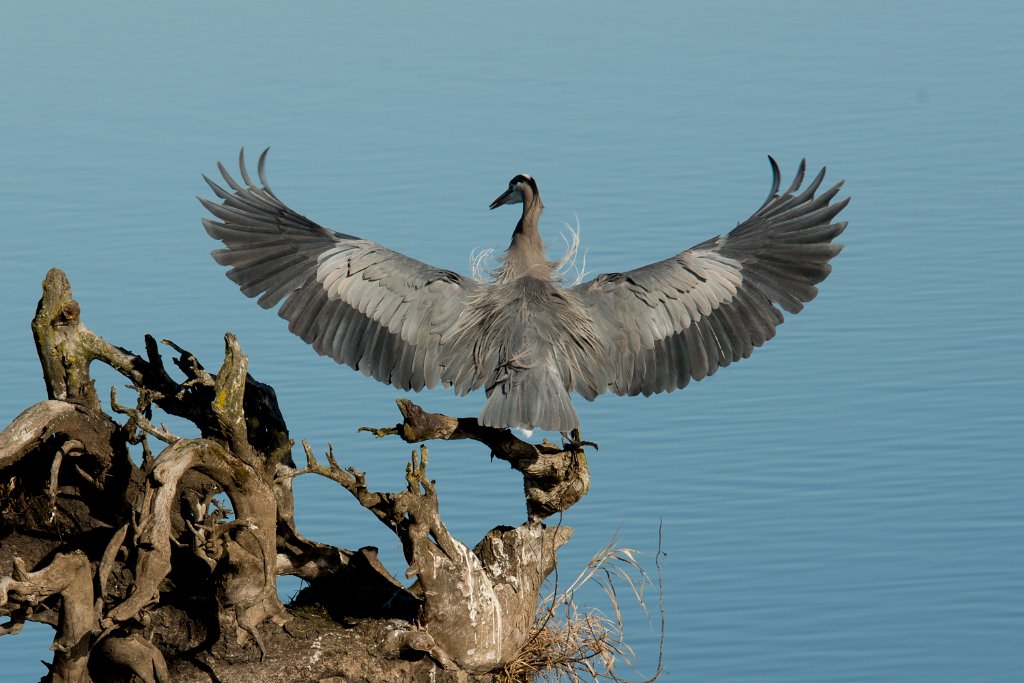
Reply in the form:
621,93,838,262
560,428,599,452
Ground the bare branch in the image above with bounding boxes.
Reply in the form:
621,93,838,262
364,399,592,521
111,386,179,444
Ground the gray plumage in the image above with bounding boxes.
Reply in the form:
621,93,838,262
201,150,849,432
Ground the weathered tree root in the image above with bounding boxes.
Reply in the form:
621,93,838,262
1,552,95,682
2,268,593,680
298,442,573,672
105,437,288,649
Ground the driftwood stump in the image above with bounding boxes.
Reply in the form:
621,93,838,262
1,268,595,682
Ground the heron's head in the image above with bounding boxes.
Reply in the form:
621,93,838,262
490,174,539,210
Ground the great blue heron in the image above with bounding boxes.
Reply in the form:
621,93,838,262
201,151,848,433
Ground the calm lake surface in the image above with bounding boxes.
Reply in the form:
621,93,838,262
2,3,1021,681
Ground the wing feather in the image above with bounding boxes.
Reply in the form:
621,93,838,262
201,149,481,391
569,158,848,397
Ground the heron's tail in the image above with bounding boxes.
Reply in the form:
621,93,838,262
479,364,579,433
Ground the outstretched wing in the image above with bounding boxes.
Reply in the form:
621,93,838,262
570,158,849,397
200,149,481,391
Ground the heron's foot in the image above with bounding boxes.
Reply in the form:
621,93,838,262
560,429,598,452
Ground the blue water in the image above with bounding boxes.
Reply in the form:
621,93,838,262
2,2,1021,681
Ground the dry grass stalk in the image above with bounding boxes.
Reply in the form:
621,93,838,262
500,527,665,683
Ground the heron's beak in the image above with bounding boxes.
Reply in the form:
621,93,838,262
489,189,513,210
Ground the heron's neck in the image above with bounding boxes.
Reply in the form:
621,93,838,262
498,194,550,282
